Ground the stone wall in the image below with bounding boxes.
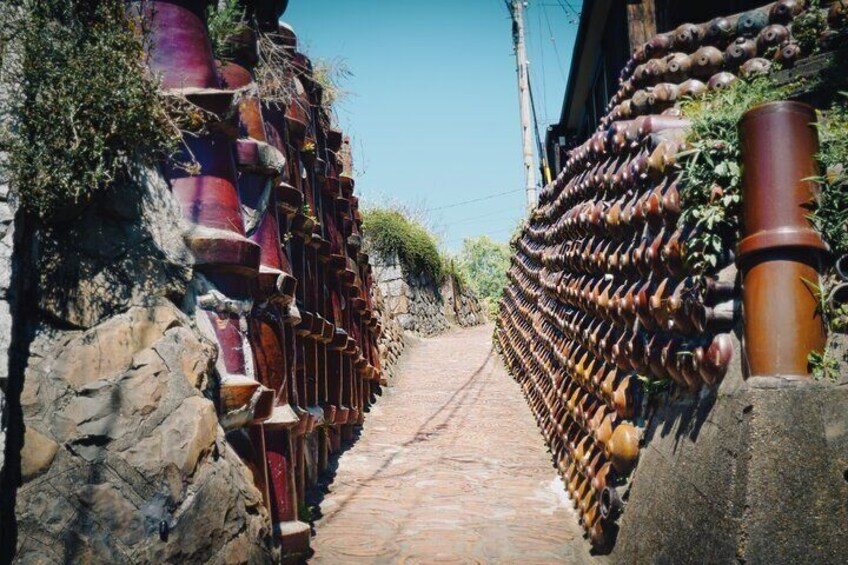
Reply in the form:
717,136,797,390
2,3,385,562
371,251,483,338
441,277,485,328
3,167,276,563
371,283,405,382
0,157,11,498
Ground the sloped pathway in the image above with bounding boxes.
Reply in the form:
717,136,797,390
310,324,596,564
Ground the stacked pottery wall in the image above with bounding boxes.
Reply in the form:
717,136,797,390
497,1,848,562
3,2,385,562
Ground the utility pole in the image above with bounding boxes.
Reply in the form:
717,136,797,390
507,0,538,211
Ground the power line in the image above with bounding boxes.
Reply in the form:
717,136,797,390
451,208,522,225
541,3,569,84
533,1,549,123
446,226,517,244
423,189,524,213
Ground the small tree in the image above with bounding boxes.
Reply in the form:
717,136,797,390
457,235,510,318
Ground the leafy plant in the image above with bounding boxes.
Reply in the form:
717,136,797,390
811,92,848,256
676,77,791,274
808,349,841,381
792,0,826,55
442,254,467,291
361,207,445,283
457,235,511,306
312,57,352,110
297,501,313,523
0,0,180,220
637,373,670,399
206,0,247,62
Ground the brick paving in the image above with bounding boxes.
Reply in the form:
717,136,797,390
309,324,597,564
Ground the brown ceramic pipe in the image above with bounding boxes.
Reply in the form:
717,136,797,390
738,102,828,378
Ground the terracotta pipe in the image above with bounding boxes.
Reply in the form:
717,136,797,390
738,101,828,378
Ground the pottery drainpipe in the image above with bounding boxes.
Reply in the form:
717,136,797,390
738,101,828,378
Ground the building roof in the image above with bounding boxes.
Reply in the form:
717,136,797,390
557,0,614,131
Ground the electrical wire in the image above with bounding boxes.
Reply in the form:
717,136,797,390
423,189,525,213
450,209,523,226
533,1,549,124
446,226,517,245
541,2,569,84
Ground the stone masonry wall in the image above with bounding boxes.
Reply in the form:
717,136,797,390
371,253,449,337
371,251,484,336
0,154,11,494
371,283,405,382
3,167,276,563
441,277,484,328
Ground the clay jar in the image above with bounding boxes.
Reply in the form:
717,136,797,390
605,423,640,474
672,23,703,51
708,72,738,91
725,37,758,68
691,46,725,79
664,52,692,83
770,0,805,24
737,9,770,37
756,24,790,53
704,17,735,47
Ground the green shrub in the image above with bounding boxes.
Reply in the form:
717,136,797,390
0,0,179,220
814,92,848,256
206,0,247,62
362,207,444,283
677,77,790,274
457,235,510,305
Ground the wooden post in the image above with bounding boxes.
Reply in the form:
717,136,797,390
626,0,657,54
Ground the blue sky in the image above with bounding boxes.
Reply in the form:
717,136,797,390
285,1,581,251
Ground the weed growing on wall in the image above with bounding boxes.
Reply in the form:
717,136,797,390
361,207,445,284
206,0,247,62
442,255,467,291
813,92,848,257
256,31,295,107
676,78,790,274
0,0,179,220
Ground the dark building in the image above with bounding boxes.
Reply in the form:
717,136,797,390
545,0,766,174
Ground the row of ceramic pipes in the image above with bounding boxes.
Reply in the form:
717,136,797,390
135,0,383,551
545,116,689,197
602,1,848,128
498,298,639,550
533,144,686,233
509,248,735,337
508,243,734,383
504,273,734,392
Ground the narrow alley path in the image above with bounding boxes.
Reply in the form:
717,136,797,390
310,324,596,563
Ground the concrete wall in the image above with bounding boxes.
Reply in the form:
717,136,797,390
611,329,848,564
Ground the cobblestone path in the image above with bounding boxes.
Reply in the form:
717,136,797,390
309,324,596,564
